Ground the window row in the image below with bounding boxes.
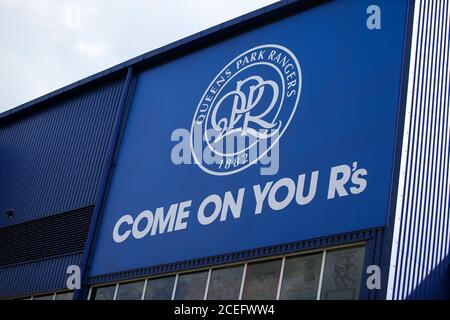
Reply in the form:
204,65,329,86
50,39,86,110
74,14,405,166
90,245,365,300
15,291,74,300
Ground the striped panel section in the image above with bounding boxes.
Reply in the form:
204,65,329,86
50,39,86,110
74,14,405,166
388,0,450,299
0,252,82,299
0,76,125,227
0,206,93,267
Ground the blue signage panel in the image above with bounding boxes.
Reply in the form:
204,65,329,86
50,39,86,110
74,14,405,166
89,0,409,276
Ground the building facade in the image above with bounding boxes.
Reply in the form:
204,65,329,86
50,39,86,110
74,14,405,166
0,0,448,300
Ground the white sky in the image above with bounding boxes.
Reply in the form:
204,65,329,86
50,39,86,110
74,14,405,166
0,0,278,113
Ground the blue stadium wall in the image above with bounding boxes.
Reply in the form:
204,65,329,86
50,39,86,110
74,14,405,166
79,0,414,301
384,0,450,300
0,0,448,300
0,73,128,298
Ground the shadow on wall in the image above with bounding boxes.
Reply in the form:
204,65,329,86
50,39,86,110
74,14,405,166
406,254,450,300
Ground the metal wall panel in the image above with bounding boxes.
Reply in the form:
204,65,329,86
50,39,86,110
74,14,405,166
0,76,125,227
0,206,93,267
0,252,82,299
387,0,450,299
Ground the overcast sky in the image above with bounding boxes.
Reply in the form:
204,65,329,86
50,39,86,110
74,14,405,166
0,0,278,113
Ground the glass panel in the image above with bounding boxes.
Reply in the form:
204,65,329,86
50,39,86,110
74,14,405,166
55,291,74,300
174,271,208,300
33,294,54,300
116,281,145,300
207,265,244,300
242,259,282,300
320,246,365,300
90,285,116,300
280,253,322,300
144,276,176,300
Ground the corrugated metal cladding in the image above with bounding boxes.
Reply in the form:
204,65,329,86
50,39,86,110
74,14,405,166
0,76,125,227
0,206,93,267
0,252,82,299
0,72,126,298
388,0,450,300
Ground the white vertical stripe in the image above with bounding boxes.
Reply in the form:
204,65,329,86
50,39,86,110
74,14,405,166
141,278,148,300
203,269,212,300
316,251,327,300
112,283,119,300
276,257,286,300
441,0,450,289
238,263,248,300
387,0,421,300
171,274,179,300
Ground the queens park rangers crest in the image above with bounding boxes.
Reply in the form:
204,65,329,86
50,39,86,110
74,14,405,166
190,44,302,175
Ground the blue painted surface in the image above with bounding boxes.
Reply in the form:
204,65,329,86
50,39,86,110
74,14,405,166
387,0,450,300
0,252,82,298
75,67,135,300
0,77,125,226
89,0,409,277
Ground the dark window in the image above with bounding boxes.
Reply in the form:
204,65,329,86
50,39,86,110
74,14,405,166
280,253,322,300
33,294,54,300
242,259,282,300
116,281,145,300
55,291,74,300
174,271,208,300
90,285,116,300
0,206,93,267
207,265,244,300
144,276,175,300
320,246,365,300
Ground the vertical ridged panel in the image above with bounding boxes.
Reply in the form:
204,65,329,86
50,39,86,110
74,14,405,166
0,253,82,299
0,206,93,267
388,0,450,300
0,77,124,227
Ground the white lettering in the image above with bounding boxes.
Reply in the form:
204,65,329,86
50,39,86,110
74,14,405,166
253,181,273,214
268,178,296,211
198,194,222,225
113,214,133,243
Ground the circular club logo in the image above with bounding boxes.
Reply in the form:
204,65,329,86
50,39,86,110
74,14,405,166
190,44,302,175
